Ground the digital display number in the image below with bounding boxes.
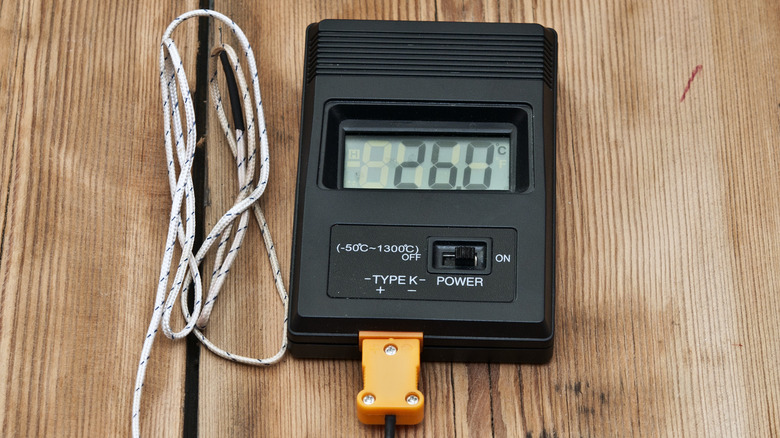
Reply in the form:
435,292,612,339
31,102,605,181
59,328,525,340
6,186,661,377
343,135,510,190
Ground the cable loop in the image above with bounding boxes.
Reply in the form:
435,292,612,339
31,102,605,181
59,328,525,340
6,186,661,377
132,10,288,438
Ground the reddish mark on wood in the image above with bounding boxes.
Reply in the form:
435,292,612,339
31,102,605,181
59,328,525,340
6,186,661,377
679,64,703,102
732,343,743,347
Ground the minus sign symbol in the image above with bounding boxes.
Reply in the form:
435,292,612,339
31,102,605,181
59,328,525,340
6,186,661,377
407,289,417,292
363,277,371,281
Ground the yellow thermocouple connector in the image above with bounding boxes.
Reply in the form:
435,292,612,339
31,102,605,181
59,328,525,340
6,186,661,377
356,331,425,425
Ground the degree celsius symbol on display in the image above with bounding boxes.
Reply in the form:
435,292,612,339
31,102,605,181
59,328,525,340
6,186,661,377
343,135,510,190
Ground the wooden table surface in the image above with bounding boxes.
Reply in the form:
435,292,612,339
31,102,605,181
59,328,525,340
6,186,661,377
1,0,779,436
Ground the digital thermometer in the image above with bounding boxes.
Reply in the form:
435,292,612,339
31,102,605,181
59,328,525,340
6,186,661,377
289,20,557,363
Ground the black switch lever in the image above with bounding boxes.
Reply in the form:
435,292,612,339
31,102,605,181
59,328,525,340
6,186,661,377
454,246,477,267
431,240,488,271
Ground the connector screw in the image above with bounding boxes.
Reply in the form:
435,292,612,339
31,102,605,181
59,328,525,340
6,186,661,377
362,394,375,405
406,394,419,405
384,345,397,355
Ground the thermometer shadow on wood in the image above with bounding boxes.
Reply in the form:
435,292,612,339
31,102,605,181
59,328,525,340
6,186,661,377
287,18,557,428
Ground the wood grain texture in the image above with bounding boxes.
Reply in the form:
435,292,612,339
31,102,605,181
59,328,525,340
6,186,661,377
198,2,449,436
0,1,199,436
1,0,779,436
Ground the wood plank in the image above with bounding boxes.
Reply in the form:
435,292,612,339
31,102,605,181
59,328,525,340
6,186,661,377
196,1,449,437
0,0,20,246
0,1,199,436
488,0,780,437
434,3,540,437
199,0,780,436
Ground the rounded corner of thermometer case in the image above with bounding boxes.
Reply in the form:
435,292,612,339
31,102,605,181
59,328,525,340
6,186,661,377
288,20,557,364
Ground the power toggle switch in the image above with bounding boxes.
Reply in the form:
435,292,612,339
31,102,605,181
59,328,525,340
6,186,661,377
452,246,477,267
428,239,491,273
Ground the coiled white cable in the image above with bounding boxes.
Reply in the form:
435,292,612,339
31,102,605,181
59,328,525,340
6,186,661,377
132,10,287,437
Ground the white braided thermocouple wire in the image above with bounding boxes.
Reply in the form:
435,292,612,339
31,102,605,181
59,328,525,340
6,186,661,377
132,10,288,437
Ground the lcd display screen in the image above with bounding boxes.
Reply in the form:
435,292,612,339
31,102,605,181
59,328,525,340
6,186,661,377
343,135,511,190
